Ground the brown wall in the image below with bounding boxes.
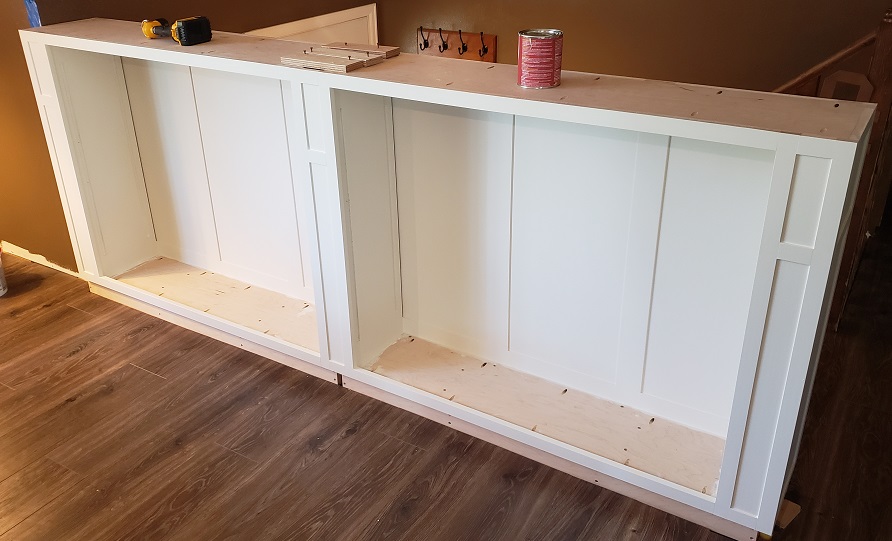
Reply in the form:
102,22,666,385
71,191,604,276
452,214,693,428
376,0,890,91
36,0,369,33
0,0,75,269
2,1,889,270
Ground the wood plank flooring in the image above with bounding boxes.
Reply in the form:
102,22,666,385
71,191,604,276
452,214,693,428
1,222,890,540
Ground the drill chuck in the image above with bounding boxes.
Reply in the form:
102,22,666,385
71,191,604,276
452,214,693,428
141,16,211,46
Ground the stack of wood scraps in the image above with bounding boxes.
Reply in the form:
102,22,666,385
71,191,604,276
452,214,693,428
281,42,400,73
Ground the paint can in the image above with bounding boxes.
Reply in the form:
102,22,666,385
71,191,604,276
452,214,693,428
0,247,7,297
517,29,563,88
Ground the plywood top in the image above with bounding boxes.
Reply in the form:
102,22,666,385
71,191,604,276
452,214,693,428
24,18,875,142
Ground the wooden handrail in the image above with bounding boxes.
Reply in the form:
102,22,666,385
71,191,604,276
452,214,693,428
774,32,876,93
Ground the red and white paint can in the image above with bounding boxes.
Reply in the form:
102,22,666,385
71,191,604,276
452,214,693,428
517,29,563,88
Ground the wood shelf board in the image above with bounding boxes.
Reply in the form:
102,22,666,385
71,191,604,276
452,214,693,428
116,257,318,352
26,19,875,143
369,336,725,495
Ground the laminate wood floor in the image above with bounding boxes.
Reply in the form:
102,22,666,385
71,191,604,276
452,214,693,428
0,224,889,540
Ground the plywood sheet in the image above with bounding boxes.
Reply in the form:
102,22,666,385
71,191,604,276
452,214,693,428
117,257,318,352
25,19,875,143
370,336,725,495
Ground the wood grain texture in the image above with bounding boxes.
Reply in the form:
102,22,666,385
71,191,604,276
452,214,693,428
0,253,734,540
14,241,889,539
370,337,725,495
24,19,876,143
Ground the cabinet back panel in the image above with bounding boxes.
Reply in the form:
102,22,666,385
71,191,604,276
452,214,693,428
50,48,155,276
642,138,773,429
509,117,639,385
190,68,306,298
123,59,219,269
394,100,514,361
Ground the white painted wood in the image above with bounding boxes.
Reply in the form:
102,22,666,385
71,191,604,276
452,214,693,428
19,40,89,275
246,4,378,46
50,47,156,277
642,138,774,435
781,156,832,248
22,21,873,148
19,20,874,536
730,261,810,516
333,90,403,366
190,68,308,299
122,59,220,269
303,85,355,368
394,100,514,362
713,138,799,519
615,134,671,396
369,336,725,496
117,257,318,352
752,141,857,534
509,117,639,387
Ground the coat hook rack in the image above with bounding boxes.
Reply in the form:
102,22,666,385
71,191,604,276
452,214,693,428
416,27,497,62
437,28,449,52
478,32,489,57
419,26,430,50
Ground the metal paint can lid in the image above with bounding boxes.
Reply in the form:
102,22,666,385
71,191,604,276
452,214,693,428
518,29,564,39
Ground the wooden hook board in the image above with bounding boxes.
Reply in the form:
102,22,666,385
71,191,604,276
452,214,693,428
417,28,497,63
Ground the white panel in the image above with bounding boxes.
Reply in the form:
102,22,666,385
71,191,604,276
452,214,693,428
643,138,773,433
394,100,514,360
191,68,306,298
335,91,402,366
123,60,219,269
51,48,156,276
731,261,808,515
781,156,831,248
510,117,639,384
303,84,328,153
28,42,56,98
278,19,370,44
615,134,671,392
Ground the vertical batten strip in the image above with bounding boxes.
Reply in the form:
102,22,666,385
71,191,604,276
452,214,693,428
616,133,670,395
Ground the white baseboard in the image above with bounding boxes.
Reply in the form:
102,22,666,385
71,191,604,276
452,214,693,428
1,241,79,277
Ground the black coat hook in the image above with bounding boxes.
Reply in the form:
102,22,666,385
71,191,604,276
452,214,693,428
478,32,488,57
437,28,449,52
457,29,468,55
419,26,430,51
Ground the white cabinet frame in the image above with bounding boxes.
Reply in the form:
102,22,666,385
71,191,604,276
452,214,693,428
20,19,873,540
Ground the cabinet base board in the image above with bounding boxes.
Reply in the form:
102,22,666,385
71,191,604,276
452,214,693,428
89,283,339,384
342,375,759,541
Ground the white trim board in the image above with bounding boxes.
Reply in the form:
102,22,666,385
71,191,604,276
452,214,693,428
246,4,378,46
1,241,78,277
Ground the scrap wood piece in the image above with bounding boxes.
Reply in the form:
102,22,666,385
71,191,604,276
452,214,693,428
305,46,385,67
280,51,365,73
774,499,801,529
325,42,401,58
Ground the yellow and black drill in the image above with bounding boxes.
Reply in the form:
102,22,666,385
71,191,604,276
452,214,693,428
141,16,212,46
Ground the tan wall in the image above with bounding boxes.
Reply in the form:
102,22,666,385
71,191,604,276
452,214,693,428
36,0,370,34
376,0,889,91
2,1,889,270
0,0,76,269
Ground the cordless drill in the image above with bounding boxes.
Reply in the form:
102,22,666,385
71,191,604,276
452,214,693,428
141,16,212,46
